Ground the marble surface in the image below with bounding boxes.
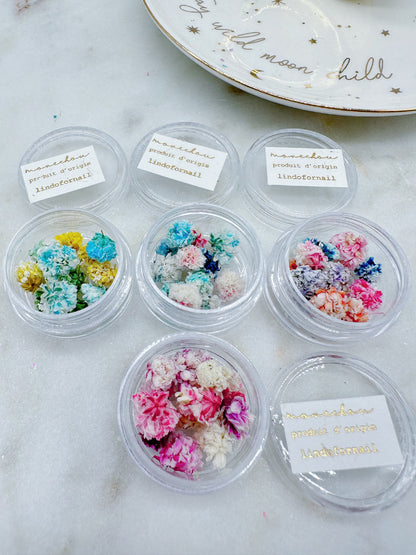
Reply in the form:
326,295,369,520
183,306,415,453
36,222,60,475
1,1,416,554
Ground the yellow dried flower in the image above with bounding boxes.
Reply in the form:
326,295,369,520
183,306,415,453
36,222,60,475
86,260,117,288
77,244,90,262
54,231,84,251
16,262,44,292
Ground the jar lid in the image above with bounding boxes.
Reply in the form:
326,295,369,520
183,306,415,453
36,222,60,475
267,353,416,512
129,122,240,212
18,126,128,213
242,129,357,229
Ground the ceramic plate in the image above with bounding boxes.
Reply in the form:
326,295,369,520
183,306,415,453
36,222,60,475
143,0,416,116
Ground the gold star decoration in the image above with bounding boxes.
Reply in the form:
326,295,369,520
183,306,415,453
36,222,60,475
309,38,317,44
391,87,402,94
381,30,390,36
187,26,200,34
250,69,263,79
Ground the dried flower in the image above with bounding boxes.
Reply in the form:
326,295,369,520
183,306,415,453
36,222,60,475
222,389,251,439
176,245,206,270
344,297,369,322
215,269,244,302
80,283,106,305
86,260,117,288
354,257,382,283
37,279,78,314
157,431,203,475
350,278,382,311
55,231,84,251
329,232,367,269
294,240,328,269
145,355,178,391
168,282,202,309
86,232,117,262
309,287,348,319
133,390,180,441
37,241,79,277
16,261,44,292
194,421,233,469
196,359,233,392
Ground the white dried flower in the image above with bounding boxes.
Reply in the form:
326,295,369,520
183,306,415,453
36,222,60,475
196,359,232,392
168,282,202,309
195,421,233,469
214,269,244,302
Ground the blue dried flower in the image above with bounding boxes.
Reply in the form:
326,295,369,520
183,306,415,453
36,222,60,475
203,251,220,274
354,257,382,283
210,232,239,265
37,279,78,314
156,239,174,256
309,238,340,261
291,265,328,299
86,232,117,262
37,241,78,277
81,283,106,305
166,221,195,249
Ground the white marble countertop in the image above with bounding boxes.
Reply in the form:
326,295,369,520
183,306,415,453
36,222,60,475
1,1,416,554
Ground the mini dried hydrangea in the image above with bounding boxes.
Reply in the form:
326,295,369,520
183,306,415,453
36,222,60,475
132,348,252,476
16,231,118,315
151,220,245,310
290,232,382,323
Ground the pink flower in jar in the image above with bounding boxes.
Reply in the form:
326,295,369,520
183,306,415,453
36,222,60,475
350,278,383,311
193,233,208,249
133,390,180,441
176,245,206,270
157,431,203,475
199,388,222,423
294,240,328,269
222,389,250,439
329,232,367,269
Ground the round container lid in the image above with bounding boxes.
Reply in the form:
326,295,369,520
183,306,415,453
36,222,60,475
267,353,416,512
129,122,240,212
242,128,357,230
18,126,128,213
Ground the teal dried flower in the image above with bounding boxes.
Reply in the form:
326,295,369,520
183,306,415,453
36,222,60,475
37,241,79,277
209,232,239,265
86,232,117,262
81,283,106,305
37,279,78,314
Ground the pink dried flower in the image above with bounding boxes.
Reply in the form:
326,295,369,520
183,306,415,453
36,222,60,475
294,240,328,269
175,383,221,423
193,233,208,248
329,232,367,269
350,278,383,311
157,431,203,475
309,287,347,319
133,390,180,441
344,297,369,322
168,282,202,308
222,389,250,439
199,388,222,423
175,383,200,421
176,245,206,270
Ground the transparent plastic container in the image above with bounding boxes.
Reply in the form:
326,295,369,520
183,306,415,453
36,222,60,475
130,122,240,212
18,126,128,213
136,203,264,333
3,209,132,337
118,332,270,494
242,128,357,229
267,353,416,512
265,212,410,345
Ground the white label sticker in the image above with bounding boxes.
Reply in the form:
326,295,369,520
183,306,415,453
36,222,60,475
265,147,348,188
21,145,105,203
280,395,403,474
137,133,227,191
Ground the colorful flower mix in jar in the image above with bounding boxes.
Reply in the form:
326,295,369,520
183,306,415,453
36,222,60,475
290,232,383,322
132,348,253,475
151,220,245,309
15,231,118,314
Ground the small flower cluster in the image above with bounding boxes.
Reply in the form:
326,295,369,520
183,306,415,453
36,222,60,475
152,220,244,309
16,231,118,314
132,348,252,476
290,232,383,322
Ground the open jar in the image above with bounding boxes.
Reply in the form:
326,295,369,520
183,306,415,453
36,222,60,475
3,209,132,337
265,212,410,345
118,332,269,493
136,203,264,333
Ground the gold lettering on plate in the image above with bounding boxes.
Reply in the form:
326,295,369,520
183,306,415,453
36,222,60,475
285,402,374,420
212,22,266,50
260,53,313,75
327,57,393,81
179,0,211,18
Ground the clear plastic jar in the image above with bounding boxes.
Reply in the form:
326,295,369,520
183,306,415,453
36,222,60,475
118,332,270,494
136,203,264,333
267,353,416,512
18,126,128,213
129,122,240,212
242,128,357,229
265,212,410,345
3,209,132,337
